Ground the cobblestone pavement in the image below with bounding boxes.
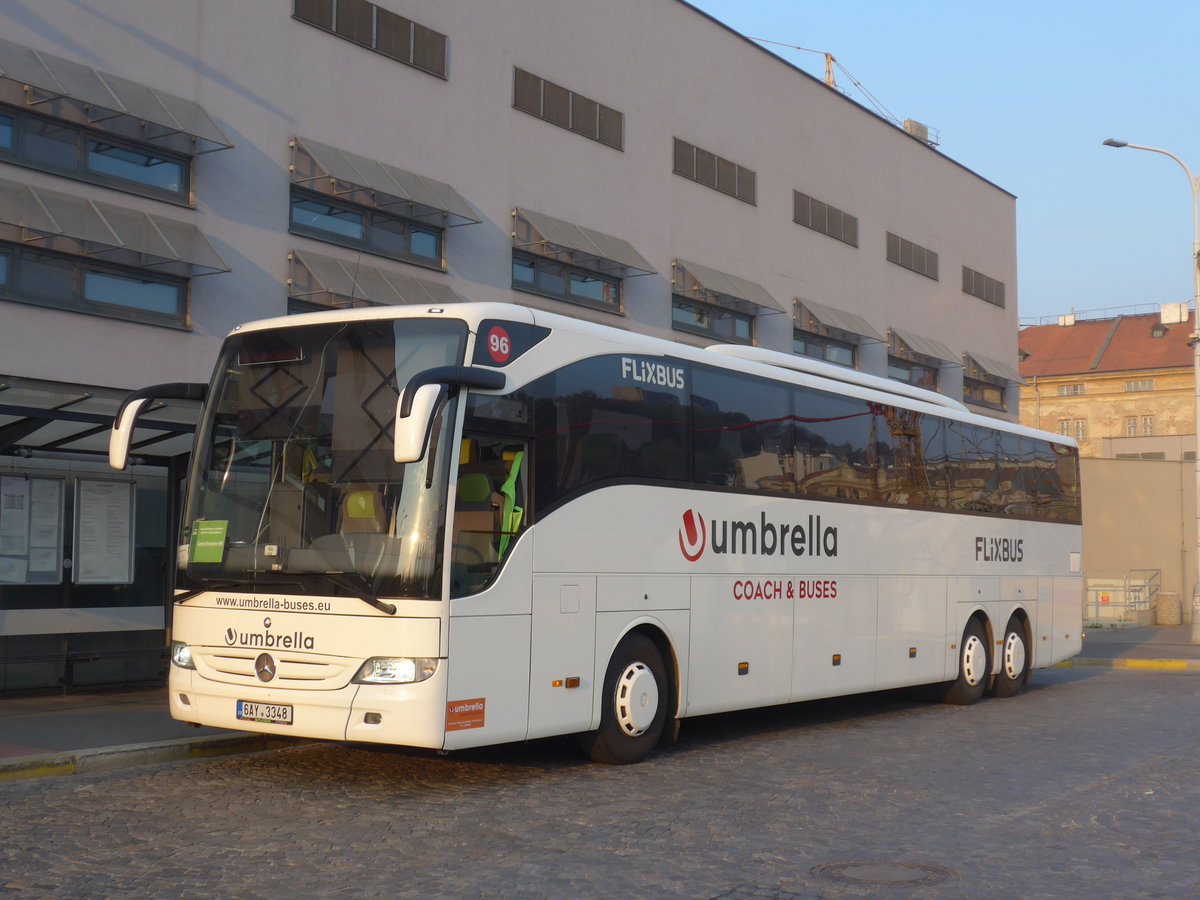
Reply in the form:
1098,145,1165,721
3,668,1200,899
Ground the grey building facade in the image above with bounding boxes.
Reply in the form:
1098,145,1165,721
0,0,1022,691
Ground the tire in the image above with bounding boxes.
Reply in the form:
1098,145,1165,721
990,618,1029,699
940,618,990,706
579,632,669,765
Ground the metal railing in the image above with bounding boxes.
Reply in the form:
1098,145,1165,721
1084,569,1161,626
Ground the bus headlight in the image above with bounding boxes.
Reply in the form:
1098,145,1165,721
353,657,438,684
170,641,196,669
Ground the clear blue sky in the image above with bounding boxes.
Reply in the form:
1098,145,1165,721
689,0,1200,325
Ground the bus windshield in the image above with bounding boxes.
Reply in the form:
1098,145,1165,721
178,317,467,601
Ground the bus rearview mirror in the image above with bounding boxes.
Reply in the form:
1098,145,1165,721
109,397,152,470
108,382,208,470
395,383,444,464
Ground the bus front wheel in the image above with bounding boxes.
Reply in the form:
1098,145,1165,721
580,632,668,765
939,618,990,706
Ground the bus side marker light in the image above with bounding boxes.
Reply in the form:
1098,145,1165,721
737,662,749,676
908,648,917,659
552,679,563,688
832,654,841,667
364,713,382,725
565,677,581,689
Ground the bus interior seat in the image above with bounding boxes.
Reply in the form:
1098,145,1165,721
289,487,401,575
450,471,502,594
340,488,387,533
454,472,501,555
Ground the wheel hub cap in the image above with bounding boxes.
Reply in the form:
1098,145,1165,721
1004,632,1026,680
962,635,986,686
615,661,659,736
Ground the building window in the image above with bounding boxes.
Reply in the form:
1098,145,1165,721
1125,416,1138,437
1058,419,1071,437
673,138,756,205
293,0,447,78
887,356,938,390
289,188,442,269
0,240,187,327
672,296,752,343
1074,419,1087,441
0,103,189,202
962,266,1005,307
1143,415,1155,436
794,330,855,367
1124,379,1155,392
793,191,858,246
963,376,1005,410
511,250,620,313
886,232,938,280
512,69,623,150
1057,384,1086,396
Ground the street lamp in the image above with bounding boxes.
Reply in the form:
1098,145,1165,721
1102,138,1200,640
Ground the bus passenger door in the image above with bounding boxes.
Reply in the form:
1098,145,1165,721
527,576,596,739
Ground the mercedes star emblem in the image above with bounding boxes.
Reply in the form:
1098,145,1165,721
254,653,277,682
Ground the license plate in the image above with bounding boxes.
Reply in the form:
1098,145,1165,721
236,700,293,725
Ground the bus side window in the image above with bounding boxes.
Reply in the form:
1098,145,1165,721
451,437,527,596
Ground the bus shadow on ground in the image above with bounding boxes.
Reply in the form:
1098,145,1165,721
322,668,1098,778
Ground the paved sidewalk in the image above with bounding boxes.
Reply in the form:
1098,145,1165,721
1069,622,1200,669
0,688,294,783
3,623,1199,784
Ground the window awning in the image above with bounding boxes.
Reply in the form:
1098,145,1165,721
672,258,786,314
512,208,656,277
0,375,198,464
795,299,884,342
289,249,461,308
966,352,1024,384
0,36,232,154
0,177,229,276
291,136,480,226
890,329,959,366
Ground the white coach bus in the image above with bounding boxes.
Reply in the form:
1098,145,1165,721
110,303,1081,764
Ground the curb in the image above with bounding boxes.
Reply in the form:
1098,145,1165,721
0,733,298,784
1056,657,1200,672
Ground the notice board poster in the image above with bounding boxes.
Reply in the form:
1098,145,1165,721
74,478,135,585
0,475,64,584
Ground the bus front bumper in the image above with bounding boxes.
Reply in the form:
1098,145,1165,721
169,664,450,749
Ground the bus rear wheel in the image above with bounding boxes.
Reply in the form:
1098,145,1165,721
940,618,990,706
580,632,668,765
990,618,1029,698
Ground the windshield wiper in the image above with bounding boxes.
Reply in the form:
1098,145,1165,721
307,572,397,615
174,579,242,603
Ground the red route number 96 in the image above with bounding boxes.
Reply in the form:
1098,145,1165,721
486,326,512,364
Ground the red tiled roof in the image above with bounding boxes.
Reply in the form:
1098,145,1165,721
1019,312,1195,377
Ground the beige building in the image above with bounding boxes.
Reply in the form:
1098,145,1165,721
1019,310,1195,459
0,0,1024,691
1020,310,1197,613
